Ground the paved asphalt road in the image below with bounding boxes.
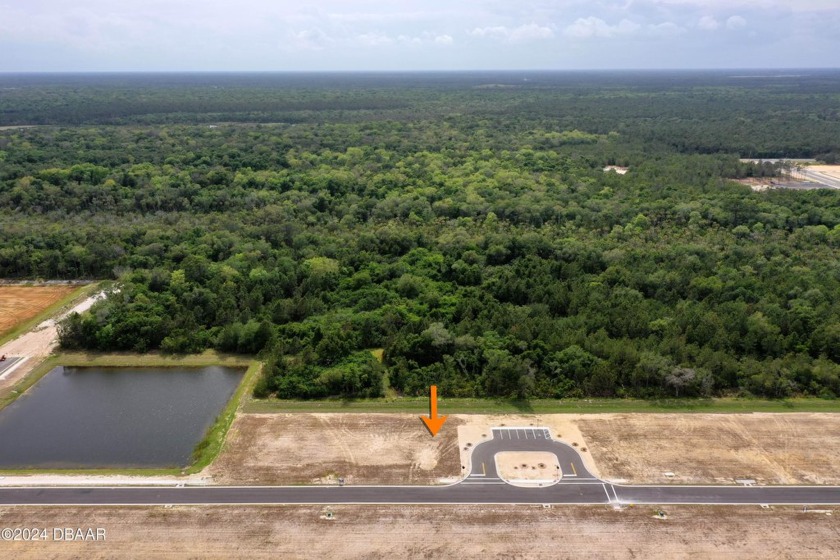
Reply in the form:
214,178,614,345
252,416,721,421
0,356,22,378
3,427,840,506
464,427,596,484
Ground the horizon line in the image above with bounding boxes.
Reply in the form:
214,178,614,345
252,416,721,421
2,67,840,75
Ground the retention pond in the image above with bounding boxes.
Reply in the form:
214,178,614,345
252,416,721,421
0,365,244,469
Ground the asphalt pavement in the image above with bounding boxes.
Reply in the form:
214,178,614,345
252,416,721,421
0,356,23,379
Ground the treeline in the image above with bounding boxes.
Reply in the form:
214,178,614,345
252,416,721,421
3,71,840,159
1,74,840,400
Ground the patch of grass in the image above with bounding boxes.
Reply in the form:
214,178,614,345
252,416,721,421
55,350,252,369
0,354,67,412
187,359,261,474
367,348,399,398
0,282,103,347
244,396,840,414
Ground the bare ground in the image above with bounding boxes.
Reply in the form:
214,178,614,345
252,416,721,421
0,290,104,394
809,165,840,179
0,285,77,337
1,505,837,559
205,413,464,485
206,412,840,488
578,413,840,485
496,451,559,484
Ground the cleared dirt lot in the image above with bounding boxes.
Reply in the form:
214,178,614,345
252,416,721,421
1,505,837,559
0,285,77,337
808,165,840,179
578,413,840,485
0,289,102,395
206,413,464,485
207,412,840,487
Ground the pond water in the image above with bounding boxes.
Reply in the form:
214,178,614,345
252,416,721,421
0,365,244,468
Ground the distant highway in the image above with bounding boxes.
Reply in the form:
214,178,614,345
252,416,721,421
3,427,840,506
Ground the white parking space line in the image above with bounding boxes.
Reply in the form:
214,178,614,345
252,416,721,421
602,484,612,503
524,430,528,439
610,485,619,502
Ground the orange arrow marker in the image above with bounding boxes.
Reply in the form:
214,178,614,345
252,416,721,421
420,385,447,437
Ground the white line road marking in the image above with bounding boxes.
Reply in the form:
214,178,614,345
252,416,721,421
610,485,619,502
0,356,28,381
602,484,612,503
524,430,528,439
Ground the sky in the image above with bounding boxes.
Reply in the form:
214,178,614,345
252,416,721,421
1,0,839,71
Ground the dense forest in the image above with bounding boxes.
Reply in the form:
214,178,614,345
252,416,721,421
2,71,840,400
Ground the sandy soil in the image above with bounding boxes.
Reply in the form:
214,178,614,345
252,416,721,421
603,165,629,174
578,413,840,485
495,452,559,484
1,505,837,559
735,177,775,191
206,412,840,488
207,413,599,486
0,290,104,393
0,286,77,337
809,165,840,179
205,413,464,485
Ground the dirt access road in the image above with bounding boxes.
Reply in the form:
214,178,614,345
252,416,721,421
1,505,837,559
0,288,105,393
